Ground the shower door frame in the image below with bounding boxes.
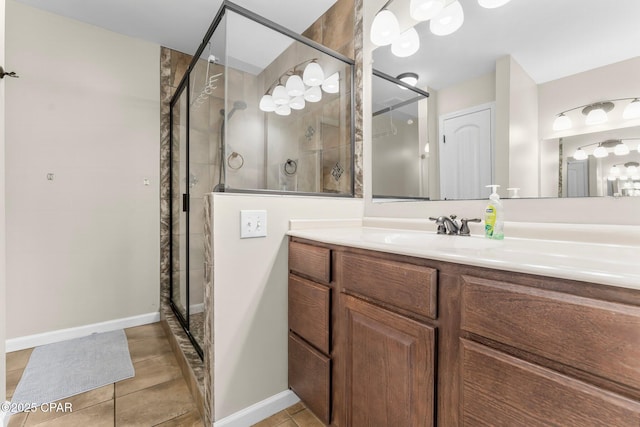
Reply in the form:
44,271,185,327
168,0,358,361
169,77,204,360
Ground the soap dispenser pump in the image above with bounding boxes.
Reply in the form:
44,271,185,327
484,185,504,240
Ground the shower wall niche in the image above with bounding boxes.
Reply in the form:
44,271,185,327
169,1,355,358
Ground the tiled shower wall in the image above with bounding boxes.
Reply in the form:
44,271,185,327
159,0,362,423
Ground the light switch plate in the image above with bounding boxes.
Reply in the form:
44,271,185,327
240,210,267,238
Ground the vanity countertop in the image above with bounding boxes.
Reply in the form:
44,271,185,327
287,224,640,291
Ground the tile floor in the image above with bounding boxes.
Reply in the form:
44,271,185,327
5,322,324,427
251,402,324,427
5,323,204,427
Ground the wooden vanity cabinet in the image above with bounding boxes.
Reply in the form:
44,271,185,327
459,274,640,426
288,241,332,424
288,237,640,426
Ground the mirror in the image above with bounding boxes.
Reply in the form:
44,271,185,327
370,0,640,200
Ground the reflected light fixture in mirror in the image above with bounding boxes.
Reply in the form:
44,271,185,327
286,75,305,97
573,147,588,160
553,98,639,131
593,144,609,158
552,113,572,131
614,140,630,156
272,85,289,105
304,86,322,102
260,59,336,114
584,102,613,125
302,61,325,86
396,72,419,90
322,72,340,94
392,27,420,57
624,98,640,119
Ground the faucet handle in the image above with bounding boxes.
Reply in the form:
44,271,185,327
428,216,447,234
459,218,482,236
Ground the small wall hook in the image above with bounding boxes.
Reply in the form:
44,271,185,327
0,66,19,79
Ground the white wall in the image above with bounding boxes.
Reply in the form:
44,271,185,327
5,1,160,338
1,0,7,409
212,193,363,420
495,55,540,198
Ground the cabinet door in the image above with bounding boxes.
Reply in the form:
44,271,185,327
461,339,640,426
343,295,435,427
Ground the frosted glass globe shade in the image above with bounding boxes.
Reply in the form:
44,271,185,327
585,108,608,125
392,27,420,57
303,62,325,87
272,85,289,105
430,1,464,36
259,95,276,112
289,96,305,110
285,75,305,97
623,99,640,119
275,104,291,116
593,145,608,158
572,148,588,160
410,0,445,21
321,72,340,94
552,114,572,131
304,86,322,103
370,10,400,46
614,142,630,156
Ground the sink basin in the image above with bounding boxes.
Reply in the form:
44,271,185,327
363,231,503,251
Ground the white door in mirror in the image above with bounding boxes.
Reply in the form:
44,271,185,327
240,210,267,238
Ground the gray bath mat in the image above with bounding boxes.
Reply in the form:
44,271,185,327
10,329,134,412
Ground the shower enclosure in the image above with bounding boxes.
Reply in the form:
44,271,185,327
169,1,355,357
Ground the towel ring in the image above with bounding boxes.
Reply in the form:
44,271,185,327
283,159,298,176
227,152,244,170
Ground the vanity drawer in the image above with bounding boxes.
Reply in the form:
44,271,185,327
289,274,331,354
289,241,331,284
461,339,640,426
289,332,331,425
341,253,438,320
461,276,640,391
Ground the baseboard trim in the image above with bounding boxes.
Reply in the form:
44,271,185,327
5,312,160,352
213,390,300,427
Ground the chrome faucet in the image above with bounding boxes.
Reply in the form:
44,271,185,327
429,215,481,236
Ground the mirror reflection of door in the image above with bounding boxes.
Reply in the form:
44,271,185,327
439,105,493,200
566,159,589,197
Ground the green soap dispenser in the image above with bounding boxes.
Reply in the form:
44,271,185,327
484,185,504,240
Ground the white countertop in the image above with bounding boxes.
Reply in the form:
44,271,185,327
287,223,640,291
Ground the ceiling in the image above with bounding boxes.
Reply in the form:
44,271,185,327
13,0,338,57
373,0,640,91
